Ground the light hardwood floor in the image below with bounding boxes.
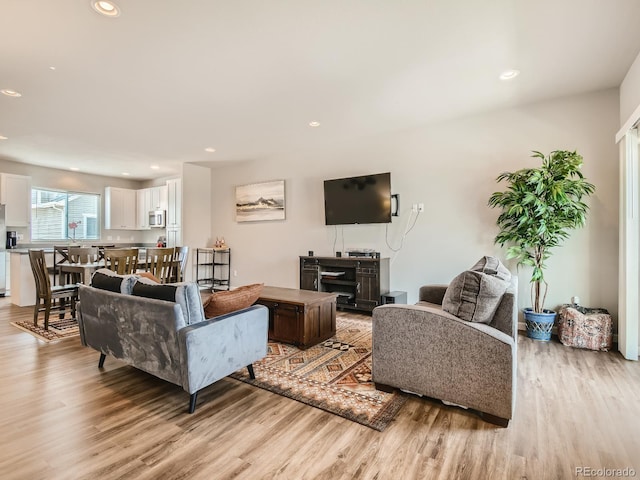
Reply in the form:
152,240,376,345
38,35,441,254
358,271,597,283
0,298,639,480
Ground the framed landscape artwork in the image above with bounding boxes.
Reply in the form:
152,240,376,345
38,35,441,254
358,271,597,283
235,180,286,222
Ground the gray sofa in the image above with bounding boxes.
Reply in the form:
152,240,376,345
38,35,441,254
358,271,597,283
77,276,268,413
372,273,517,427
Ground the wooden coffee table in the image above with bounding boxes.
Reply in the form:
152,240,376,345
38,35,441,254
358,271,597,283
255,286,337,349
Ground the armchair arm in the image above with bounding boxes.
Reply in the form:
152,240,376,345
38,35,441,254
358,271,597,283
372,304,516,420
178,305,268,394
418,284,448,305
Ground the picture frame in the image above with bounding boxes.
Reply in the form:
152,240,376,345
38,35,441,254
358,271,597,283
235,180,286,222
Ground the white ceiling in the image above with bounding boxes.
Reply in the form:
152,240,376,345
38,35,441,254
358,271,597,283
1,0,640,180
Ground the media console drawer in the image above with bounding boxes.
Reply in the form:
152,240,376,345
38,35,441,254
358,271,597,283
256,286,337,349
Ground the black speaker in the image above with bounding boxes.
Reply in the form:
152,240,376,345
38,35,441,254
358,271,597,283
381,291,407,305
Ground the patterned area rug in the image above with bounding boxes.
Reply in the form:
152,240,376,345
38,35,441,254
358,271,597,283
230,313,406,431
11,317,80,343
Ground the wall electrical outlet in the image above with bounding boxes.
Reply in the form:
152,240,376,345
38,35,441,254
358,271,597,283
17,233,24,241
412,204,418,213
233,270,238,277
418,203,424,212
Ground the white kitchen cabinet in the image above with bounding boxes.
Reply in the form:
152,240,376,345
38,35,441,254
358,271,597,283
166,227,181,248
166,178,181,228
105,187,137,230
136,188,151,230
150,185,168,211
0,173,31,227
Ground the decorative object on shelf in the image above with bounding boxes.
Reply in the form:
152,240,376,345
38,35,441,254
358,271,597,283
156,235,167,247
235,180,285,222
488,150,595,341
213,237,228,249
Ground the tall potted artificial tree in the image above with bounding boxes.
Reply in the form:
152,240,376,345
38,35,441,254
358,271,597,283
488,150,595,341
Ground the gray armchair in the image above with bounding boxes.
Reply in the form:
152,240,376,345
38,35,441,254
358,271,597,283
372,276,517,427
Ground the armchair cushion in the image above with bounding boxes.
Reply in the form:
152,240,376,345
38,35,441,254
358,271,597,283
442,270,508,324
470,256,511,281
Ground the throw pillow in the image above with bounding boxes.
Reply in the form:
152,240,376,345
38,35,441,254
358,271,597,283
442,270,508,324
132,282,177,302
203,283,264,318
470,256,512,281
90,268,138,294
132,278,206,325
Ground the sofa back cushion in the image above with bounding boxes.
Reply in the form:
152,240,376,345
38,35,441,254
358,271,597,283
442,270,508,324
91,268,139,294
132,277,205,325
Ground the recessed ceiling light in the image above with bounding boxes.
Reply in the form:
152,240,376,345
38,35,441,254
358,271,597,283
309,121,321,127
122,172,130,176
0,135,7,140
204,147,216,153
150,165,160,170
91,1,120,17
49,66,56,71
1,89,22,97
499,69,520,80
70,167,80,171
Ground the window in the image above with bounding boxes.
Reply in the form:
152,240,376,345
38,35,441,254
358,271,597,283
31,189,100,241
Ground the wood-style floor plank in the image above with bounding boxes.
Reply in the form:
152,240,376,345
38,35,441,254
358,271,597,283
1,298,639,479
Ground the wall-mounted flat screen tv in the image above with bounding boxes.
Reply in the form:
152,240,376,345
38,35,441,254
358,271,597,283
324,172,392,225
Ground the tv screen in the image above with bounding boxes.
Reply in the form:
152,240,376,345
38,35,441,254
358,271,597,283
324,172,392,225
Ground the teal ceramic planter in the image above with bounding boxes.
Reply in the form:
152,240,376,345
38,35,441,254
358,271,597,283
524,308,557,341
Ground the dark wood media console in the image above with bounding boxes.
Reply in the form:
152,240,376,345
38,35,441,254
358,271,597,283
299,255,390,314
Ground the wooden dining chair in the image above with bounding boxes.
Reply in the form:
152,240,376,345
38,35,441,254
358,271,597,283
93,244,115,261
104,248,139,275
65,247,100,283
144,247,175,283
51,245,70,286
28,249,78,330
69,246,99,264
172,246,189,282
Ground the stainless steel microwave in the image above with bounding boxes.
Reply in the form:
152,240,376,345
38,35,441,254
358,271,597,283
149,210,166,228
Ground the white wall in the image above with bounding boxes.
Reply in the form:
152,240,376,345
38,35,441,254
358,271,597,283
618,52,640,359
0,158,148,244
182,163,213,281
620,50,640,126
208,89,620,325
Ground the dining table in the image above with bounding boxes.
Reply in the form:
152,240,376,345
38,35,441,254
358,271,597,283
58,261,106,285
